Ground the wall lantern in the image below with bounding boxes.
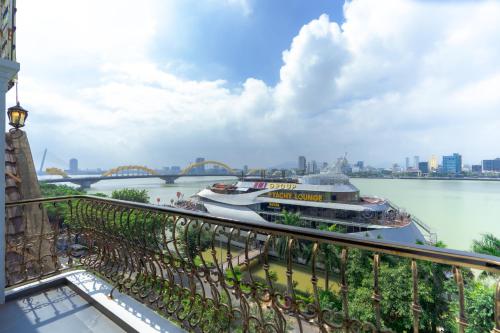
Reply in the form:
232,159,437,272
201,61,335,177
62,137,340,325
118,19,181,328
7,82,28,130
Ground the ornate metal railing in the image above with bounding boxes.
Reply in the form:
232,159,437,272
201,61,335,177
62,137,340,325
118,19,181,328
5,195,500,332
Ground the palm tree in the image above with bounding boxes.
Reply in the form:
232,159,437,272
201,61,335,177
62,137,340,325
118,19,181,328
472,233,500,257
471,233,499,279
319,224,341,290
275,210,312,264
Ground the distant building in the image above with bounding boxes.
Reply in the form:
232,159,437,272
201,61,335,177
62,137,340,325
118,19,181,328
243,165,248,174
471,165,482,173
298,156,306,173
355,161,364,169
311,160,319,174
414,156,420,169
170,166,181,174
195,157,205,174
306,161,312,174
418,161,429,174
482,158,500,172
429,155,438,171
322,162,328,170
405,157,410,171
69,158,78,174
442,153,462,174
392,163,402,173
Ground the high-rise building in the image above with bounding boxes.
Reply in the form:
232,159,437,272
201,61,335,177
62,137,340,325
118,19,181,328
482,158,500,172
298,156,306,173
429,155,438,171
306,162,312,174
354,161,364,169
442,153,462,174
322,162,328,170
195,157,205,174
414,156,420,168
405,157,410,171
312,160,319,174
418,161,429,174
69,158,78,174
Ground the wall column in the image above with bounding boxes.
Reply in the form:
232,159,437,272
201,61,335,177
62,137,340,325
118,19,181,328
0,59,20,304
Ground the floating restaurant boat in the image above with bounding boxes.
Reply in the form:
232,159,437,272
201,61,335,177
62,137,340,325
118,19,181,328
192,159,434,245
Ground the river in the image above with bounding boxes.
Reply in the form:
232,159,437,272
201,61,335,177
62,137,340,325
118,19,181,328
41,175,499,251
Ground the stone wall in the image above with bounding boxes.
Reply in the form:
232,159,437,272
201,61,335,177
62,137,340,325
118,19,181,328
4,130,56,286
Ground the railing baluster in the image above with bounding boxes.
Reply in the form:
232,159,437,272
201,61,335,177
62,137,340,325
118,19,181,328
411,259,421,333
453,266,468,333
372,253,382,330
494,280,500,333
340,248,350,331
4,196,500,332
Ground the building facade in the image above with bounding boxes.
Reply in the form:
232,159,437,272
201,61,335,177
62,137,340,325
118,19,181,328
195,157,205,174
69,158,78,174
471,165,482,173
442,153,462,174
414,156,420,169
311,160,319,174
418,161,429,174
429,155,438,171
298,156,306,173
482,158,500,172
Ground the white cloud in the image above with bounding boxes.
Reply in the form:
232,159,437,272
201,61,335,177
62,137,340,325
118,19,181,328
13,0,500,169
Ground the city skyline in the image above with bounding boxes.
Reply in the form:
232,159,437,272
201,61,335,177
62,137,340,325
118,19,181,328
11,0,500,169
49,150,500,173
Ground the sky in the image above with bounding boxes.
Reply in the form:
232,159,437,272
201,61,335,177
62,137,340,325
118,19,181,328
9,0,500,170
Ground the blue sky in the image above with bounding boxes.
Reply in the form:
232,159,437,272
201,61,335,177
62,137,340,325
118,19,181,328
150,1,344,84
10,0,500,170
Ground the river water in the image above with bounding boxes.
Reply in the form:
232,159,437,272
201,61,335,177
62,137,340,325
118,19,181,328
42,175,498,251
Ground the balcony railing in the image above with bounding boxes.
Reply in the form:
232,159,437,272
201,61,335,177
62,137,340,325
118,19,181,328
5,195,500,332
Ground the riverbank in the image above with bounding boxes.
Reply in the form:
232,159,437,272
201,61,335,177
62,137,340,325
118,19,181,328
351,175,500,181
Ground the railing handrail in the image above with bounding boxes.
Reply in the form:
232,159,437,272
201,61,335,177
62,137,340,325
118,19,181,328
6,195,500,273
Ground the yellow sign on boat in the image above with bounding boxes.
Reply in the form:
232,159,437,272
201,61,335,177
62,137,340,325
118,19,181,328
268,191,324,202
268,183,297,190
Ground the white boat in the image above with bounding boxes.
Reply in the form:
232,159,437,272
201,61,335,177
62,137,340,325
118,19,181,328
192,159,431,245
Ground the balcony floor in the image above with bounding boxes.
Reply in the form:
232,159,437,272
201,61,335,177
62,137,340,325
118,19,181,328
0,285,125,333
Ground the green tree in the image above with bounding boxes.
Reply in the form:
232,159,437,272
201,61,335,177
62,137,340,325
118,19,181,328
111,188,150,203
280,209,301,227
40,183,84,197
319,224,341,290
176,222,211,261
472,233,500,257
275,210,313,265
465,281,495,333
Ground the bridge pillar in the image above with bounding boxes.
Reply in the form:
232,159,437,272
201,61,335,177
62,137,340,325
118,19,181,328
161,176,177,184
73,180,99,190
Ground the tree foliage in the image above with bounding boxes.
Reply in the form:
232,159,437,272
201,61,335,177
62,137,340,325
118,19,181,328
465,281,495,333
40,183,84,197
111,188,150,203
472,233,500,257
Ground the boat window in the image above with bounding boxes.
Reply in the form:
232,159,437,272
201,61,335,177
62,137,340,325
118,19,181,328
331,194,337,201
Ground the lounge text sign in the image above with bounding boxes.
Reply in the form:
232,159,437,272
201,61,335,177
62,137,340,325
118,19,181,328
268,191,324,202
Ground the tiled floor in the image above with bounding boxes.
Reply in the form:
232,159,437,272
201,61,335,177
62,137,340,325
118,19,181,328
0,285,125,332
